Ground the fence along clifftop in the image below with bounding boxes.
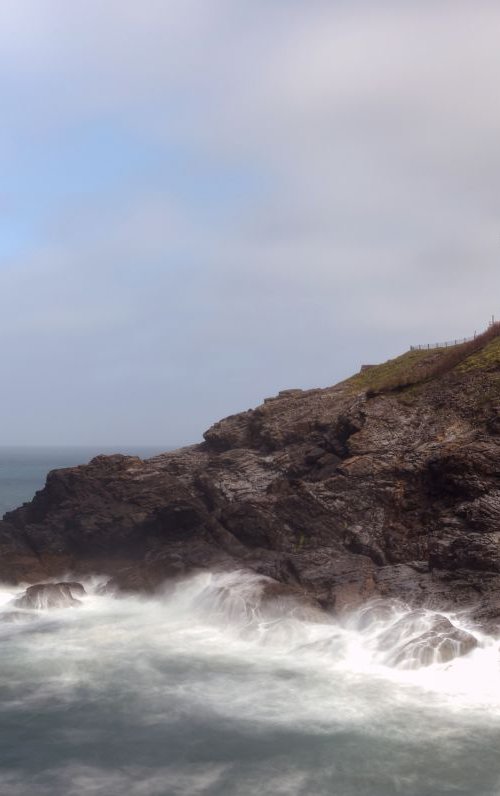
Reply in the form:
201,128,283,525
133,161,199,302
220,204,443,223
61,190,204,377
410,335,477,351
410,320,500,351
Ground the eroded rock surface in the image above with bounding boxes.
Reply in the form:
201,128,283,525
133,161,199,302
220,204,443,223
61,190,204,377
3,338,500,628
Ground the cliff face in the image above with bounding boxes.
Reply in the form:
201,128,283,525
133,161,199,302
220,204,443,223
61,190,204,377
4,333,500,628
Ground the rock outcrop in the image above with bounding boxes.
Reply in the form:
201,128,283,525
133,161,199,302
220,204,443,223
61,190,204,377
378,611,478,667
13,581,85,610
3,331,500,628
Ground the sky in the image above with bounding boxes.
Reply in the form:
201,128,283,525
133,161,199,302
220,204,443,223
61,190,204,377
1,0,500,447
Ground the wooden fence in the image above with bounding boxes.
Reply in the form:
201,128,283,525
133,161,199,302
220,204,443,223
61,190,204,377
410,321,500,351
410,335,476,351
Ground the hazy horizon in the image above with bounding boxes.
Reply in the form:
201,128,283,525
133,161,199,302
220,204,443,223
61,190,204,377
2,1,500,446
0,444,175,451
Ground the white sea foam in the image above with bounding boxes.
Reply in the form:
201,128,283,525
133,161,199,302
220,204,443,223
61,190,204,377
0,571,499,796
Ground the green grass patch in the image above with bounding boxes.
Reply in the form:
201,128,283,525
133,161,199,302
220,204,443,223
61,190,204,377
456,336,500,372
347,326,500,396
346,348,445,394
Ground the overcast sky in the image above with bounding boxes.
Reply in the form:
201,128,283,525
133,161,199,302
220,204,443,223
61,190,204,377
1,1,500,446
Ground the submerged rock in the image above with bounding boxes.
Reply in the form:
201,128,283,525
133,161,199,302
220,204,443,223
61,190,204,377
14,582,86,610
352,599,404,631
258,580,326,622
380,612,478,668
0,610,38,623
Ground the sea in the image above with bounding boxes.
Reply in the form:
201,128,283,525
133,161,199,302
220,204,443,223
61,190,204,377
0,448,500,796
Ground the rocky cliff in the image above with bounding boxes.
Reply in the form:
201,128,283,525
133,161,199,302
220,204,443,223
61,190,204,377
4,329,500,628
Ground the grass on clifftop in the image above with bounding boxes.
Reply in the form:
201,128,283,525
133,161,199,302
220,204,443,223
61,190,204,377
346,349,446,395
457,335,500,372
348,324,500,397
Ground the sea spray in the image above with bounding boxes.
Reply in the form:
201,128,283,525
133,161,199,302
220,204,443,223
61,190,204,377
0,571,499,796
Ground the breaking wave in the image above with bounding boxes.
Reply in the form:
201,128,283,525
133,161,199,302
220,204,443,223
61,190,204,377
0,570,499,796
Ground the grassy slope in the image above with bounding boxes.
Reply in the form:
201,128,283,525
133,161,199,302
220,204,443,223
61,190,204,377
458,336,500,372
346,327,500,396
346,348,447,394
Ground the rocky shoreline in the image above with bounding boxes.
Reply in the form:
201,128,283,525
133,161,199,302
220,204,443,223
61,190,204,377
3,334,500,630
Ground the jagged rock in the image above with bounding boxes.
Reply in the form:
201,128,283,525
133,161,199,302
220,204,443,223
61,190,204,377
379,611,478,668
3,335,500,626
14,582,86,610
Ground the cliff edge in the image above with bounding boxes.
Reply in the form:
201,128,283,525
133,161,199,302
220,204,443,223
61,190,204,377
4,327,500,628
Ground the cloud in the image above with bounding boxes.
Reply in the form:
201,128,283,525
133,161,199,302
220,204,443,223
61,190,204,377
1,1,500,444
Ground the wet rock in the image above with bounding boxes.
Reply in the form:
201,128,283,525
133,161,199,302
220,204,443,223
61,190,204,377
392,624,477,668
3,335,500,627
352,599,404,631
258,580,326,622
60,581,86,597
380,611,478,668
14,582,86,610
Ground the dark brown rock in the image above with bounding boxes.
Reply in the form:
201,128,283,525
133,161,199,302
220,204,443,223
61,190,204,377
3,336,500,627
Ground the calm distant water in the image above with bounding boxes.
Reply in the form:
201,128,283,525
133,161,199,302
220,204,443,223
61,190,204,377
0,446,168,516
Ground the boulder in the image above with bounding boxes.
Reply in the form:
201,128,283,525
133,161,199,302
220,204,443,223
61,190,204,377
14,581,86,610
379,612,478,668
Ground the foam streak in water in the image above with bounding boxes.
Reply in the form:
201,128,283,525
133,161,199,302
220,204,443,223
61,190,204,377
0,571,499,796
